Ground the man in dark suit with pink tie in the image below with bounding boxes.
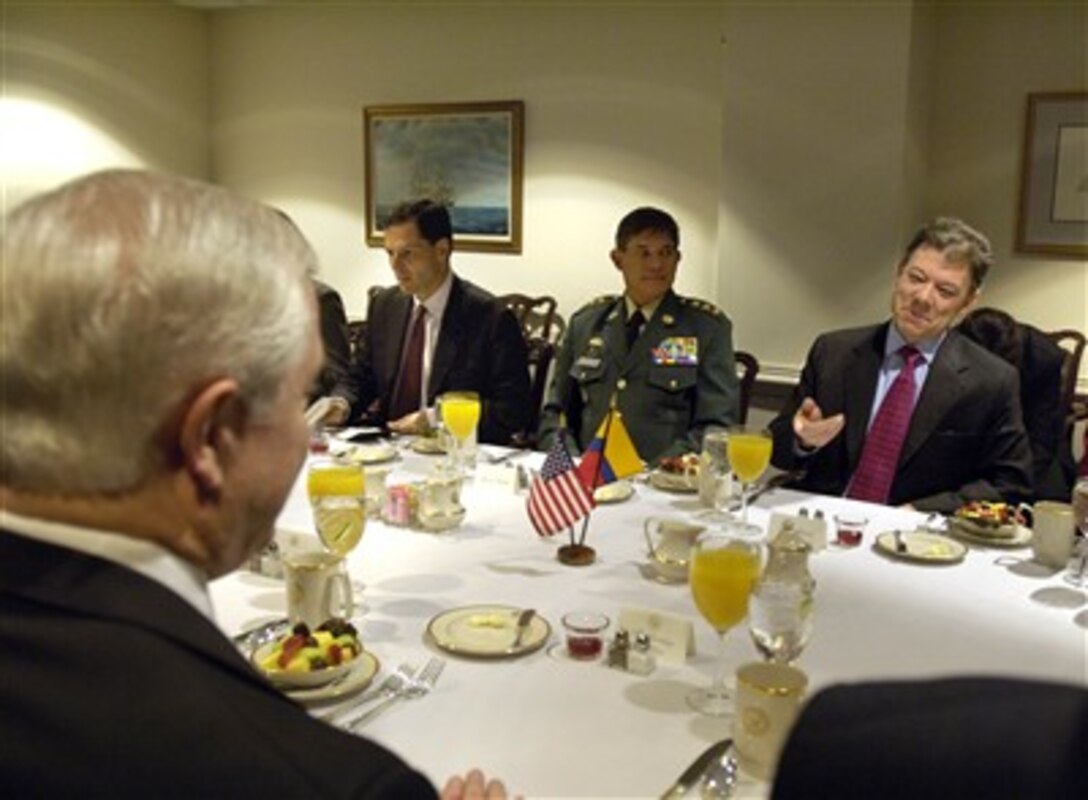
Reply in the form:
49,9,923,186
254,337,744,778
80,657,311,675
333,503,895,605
769,217,1032,514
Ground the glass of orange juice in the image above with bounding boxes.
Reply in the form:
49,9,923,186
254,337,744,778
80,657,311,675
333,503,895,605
688,531,763,716
726,426,773,538
438,391,481,474
306,458,366,558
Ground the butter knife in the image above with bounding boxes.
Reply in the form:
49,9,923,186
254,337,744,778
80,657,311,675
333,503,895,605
660,739,733,799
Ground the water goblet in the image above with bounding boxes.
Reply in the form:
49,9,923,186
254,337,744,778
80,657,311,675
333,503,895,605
726,426,773,538
687,530,764,717
698,428,734,524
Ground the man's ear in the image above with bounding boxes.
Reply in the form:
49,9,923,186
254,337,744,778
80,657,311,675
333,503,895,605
176,378,245,499
610,248,623,270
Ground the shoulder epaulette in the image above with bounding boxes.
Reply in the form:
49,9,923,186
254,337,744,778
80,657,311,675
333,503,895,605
679,295,726,318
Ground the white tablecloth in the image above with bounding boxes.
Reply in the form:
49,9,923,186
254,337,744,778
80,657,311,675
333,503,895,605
210,446,1087,799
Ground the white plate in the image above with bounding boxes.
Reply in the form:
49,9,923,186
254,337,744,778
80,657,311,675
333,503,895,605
283,651,379,703
649,469,698,494
875,531,967,564
344,443,398,465
252,640,375,690
594,480,634,504
427,605,551,659
410,437,447,455
947,522,1032,549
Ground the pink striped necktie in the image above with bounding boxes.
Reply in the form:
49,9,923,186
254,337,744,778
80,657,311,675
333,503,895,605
847,346,922,504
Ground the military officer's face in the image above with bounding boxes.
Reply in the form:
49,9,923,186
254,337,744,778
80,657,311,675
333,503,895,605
385,220,451,301
611,229,681,308
890,245,978,344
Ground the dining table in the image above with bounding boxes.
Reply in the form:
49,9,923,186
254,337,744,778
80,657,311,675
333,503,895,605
210,440,1087,799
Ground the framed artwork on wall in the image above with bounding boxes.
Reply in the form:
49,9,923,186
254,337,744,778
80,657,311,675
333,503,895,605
364,100,524,254
1016,91,1087,257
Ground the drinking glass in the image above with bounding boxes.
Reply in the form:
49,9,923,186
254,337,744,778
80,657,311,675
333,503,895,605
438,391,481,474
698,428,734,523
726,426,773,537
687,531,763,717
306,459,366,558
1068,478,1088,587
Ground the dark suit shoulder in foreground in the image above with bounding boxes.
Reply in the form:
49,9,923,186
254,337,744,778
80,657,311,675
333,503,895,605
773,677,1088,800
0,532,435,800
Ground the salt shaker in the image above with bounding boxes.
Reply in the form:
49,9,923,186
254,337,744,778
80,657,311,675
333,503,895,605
607,628,630,670
628,632,655,675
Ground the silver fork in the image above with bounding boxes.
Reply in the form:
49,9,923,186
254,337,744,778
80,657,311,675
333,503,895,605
326,662,415,728
348,656,445,730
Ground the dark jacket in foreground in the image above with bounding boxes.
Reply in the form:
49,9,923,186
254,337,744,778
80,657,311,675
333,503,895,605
769,323,1032,514
347,277,530,445
773,677,1088,800
0,532,436,799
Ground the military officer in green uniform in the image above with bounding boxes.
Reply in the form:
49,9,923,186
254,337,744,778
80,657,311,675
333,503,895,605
538,207,739,463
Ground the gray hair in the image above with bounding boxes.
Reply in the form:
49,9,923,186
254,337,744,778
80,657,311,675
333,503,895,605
1,169,316,493
900,217,994,291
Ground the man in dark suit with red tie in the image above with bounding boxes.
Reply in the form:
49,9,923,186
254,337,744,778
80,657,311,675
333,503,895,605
769,217,1032,513
0,170,505,799
337,200,530,445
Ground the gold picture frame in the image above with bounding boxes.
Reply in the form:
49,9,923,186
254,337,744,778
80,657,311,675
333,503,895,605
364,100,524,254
1015,91,1088,257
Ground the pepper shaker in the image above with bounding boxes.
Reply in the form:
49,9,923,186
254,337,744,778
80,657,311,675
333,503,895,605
607,628,630,670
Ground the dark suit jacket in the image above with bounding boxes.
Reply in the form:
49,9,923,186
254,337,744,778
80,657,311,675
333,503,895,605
773,678,1088,800
1019,325,1076,501
0,532,436,799
311,280,355,404
349,276,530,445
769,323,1032,513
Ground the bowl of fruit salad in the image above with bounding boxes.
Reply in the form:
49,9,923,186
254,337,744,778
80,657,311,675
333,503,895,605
252,619,363,688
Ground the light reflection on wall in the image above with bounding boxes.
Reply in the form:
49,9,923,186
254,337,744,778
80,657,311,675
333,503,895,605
0,97,142,211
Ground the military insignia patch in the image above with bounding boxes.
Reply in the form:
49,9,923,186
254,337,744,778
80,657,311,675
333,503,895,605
651,336,698,365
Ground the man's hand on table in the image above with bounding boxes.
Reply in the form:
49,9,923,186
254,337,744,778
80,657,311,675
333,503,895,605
388,410,430,435
442,769,511,800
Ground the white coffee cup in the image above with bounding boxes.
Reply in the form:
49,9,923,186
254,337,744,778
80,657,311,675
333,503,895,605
1031,501,1075,569
733,661,808,781
283,550,354,628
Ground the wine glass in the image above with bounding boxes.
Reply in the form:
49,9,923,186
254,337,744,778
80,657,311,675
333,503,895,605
438,391,481,474
726,426,773,537
698,428,734,523
306,458,366,558
687,531,763,717
1068,477,1088,587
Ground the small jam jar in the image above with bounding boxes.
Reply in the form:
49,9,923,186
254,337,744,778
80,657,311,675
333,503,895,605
562,611,609,660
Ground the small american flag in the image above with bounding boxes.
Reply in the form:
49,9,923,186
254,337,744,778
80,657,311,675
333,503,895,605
527,437,596,537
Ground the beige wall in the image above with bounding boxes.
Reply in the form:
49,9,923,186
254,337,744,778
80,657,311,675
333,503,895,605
208,3,726,320
1,1,209,208
3,0,1084,389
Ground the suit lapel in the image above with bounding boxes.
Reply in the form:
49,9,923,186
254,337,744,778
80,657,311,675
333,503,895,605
899,332,967,467
379,292,413,409
428,277,462,398
843,325,886,467
600,297,627,375
623,291,679,374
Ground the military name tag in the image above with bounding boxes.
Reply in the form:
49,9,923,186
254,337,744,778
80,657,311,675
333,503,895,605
576,356,602,369
652,337,698,365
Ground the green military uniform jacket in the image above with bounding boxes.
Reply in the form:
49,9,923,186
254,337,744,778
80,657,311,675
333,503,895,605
538,290,739,463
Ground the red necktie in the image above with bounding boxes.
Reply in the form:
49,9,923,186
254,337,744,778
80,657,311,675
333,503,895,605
847,346,922,504
389,305,426,420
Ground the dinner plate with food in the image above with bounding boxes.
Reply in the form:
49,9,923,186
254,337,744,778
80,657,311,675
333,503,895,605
649,454,700,493
875,531,967,564
251,619,379,701
426,604,550,659
594,480,635,504
342,442,399,465
410,432,447,455
947,501,1032,549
